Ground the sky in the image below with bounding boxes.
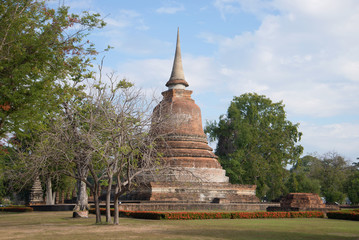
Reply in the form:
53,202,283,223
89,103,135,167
51,0,359,162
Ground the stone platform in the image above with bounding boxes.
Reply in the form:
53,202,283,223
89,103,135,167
119,201,279,212
128,182,259,203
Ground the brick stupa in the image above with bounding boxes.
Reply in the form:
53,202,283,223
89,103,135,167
29,176,44,205
135,29,259,203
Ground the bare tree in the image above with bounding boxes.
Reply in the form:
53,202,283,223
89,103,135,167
9,72,169,224
83,72,167,224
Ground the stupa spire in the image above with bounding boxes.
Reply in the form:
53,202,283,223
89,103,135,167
166,28,189,89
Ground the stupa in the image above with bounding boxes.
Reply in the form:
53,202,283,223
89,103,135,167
135,29,259,203
29,176,44,205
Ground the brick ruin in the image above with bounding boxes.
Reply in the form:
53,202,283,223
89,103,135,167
132,29,259,204
267,193,339,211
281,193,325,209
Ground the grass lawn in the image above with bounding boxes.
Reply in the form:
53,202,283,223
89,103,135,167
0,211,358,240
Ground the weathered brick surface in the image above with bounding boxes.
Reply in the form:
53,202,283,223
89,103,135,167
131,182,259,203
163,157,222,168
280,193,325,209
153,89,206,137
148,86,232,190
152,88,223,173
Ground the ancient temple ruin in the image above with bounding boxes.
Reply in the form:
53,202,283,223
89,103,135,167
29,176,44,205
134,29,259,204
267,193,339,212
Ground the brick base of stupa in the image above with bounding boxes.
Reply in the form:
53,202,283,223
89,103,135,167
127,182,259,203
118,201,278,212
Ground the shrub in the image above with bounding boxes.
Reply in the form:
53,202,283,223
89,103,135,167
327,210,359,221
231,211,323,219
89,208,324,220
162,212,232,220
0,206,33,212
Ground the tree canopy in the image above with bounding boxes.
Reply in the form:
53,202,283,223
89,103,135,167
205,93,303,201
0,0,106,137
286,155,321,195
288,152,355,204
347,170,359,205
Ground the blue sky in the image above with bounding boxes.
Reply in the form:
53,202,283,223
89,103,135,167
52,0,359,162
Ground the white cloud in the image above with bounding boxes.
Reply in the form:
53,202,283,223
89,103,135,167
300,122,359,161
94,9,159,56
203,0,359,160
104,9,148,31
214,0,242,18
156,2,185,14
213,0,274,19
207,0,359,119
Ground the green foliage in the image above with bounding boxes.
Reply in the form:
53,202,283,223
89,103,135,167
0,140,20,199
205,93,303,201
288,153,353,204
347,171,359,204
311,153,350,204
321,154,347,203
286,156,321,194
0,0,106,137
286,172,321,194
52,175,76,195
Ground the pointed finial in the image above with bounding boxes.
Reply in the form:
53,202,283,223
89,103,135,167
166,28,189,89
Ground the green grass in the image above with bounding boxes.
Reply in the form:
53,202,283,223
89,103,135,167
0,211,358,239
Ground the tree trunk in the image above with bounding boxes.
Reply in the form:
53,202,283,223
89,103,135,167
113,188,120,225
113,194,120,225
113,183,124,225
93,188,102,223
105,176,113,223
52,191,57,204
73,179,88,215
45,177,54,205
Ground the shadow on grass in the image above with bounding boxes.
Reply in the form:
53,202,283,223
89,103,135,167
163,228,359,240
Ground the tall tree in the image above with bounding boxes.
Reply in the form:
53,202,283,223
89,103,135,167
310,152,351,204
0,0,106,137
205,93,303,201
